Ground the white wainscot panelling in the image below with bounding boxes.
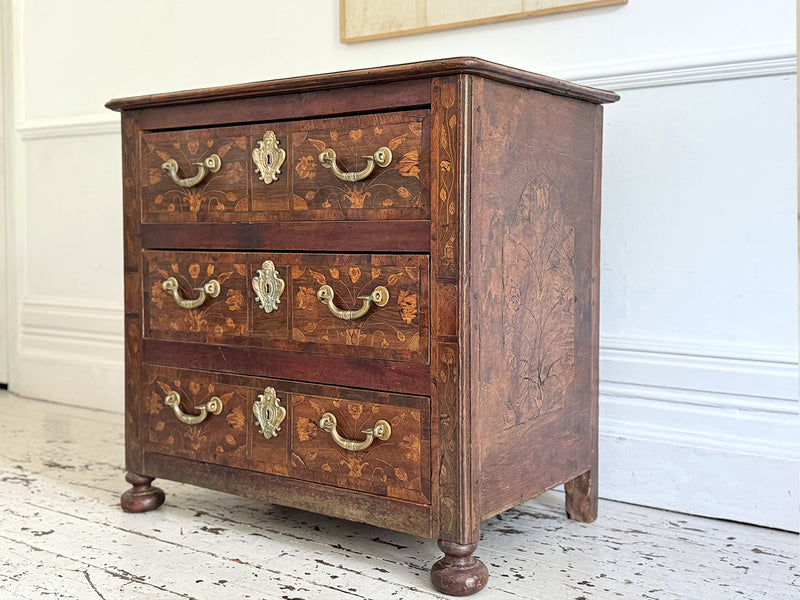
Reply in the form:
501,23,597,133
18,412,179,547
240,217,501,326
593,67,798,532
17,297,123,412
16,131,124,411
24,133,123,301
599,337,799,532
17,0,796,120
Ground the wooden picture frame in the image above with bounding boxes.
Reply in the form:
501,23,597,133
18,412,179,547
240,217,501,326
340,0,627,44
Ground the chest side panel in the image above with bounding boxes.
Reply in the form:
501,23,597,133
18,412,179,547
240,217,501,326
469,78,602,519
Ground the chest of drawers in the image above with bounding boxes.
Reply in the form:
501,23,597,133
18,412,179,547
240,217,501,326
107,58,617,596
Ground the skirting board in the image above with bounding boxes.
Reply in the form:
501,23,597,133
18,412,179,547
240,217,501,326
14,350,123,414
16,298,124,412
599,336,798,532
599,431,799,533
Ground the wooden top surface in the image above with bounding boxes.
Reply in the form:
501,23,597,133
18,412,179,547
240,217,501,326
106,57,619,111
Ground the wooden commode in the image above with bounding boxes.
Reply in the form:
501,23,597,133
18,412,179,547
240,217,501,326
107,58,618,596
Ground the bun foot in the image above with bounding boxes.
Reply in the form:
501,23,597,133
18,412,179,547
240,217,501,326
121,473,165,513
430,540,489,596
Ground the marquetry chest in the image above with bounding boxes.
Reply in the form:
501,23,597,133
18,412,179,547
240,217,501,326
107,58,617,596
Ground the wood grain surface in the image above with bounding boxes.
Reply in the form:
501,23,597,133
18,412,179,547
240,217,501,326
143,251,430,363
106,57,619,111
468,77,602,520
141,111,430,223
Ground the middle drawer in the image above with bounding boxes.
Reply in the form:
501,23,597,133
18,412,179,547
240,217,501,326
143,251,429,364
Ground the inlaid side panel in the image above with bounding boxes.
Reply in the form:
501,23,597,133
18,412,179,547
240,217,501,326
500,175,576,428
469,77,601,519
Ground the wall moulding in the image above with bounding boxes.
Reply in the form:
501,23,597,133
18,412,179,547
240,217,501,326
15,45,796,141
16,113,119,140
600,334,798,407
567,43,796,90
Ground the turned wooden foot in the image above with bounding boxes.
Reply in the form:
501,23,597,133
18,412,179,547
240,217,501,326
121,473,165,513
565,469,597,523
430,540,489,596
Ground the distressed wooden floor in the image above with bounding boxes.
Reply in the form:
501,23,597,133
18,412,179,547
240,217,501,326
0,389,796,600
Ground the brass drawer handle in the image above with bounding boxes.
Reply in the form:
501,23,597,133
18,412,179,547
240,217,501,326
318,412,391,452
161,154,221,188
316,284,388,320
318,146,392,182
164,391,222,425
252,260,285,314
162,277,220,309
253,387,286,440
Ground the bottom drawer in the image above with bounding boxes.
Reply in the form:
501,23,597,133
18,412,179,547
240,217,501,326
142,366,431,504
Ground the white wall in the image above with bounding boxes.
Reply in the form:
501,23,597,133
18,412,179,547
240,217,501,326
3,0,797,530
0,0,12,384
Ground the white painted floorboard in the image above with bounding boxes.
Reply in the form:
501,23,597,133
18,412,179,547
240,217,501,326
0,389,796,599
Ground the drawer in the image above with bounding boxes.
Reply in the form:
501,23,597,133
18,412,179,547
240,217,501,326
141,110,429,223
143,367,254,470
290,390,430,503
142,366,430,504
143,251,429,363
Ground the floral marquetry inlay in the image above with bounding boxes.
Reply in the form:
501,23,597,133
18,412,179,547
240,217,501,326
290,394,428,503
145,255,249,340
501,176,576,428
435,82,459,278
290,260,425,359
142,129,250,219
146,376,248,468
292,119,424,212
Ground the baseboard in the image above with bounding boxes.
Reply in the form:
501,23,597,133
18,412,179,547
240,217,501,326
599,431,799,533
598,336,799,532
15,297,124,412
14,349,123,413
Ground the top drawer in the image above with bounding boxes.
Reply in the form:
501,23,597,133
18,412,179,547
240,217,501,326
141,110,429,223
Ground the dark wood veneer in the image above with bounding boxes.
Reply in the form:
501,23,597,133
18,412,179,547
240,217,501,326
114,58,616,596
142,339,432,397
106,57,618,112
141,221,431,252
144,453,434,537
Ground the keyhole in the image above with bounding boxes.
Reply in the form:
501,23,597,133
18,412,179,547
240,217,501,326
266,155,271,165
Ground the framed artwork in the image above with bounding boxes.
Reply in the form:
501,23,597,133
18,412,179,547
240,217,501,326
340,0,627,43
